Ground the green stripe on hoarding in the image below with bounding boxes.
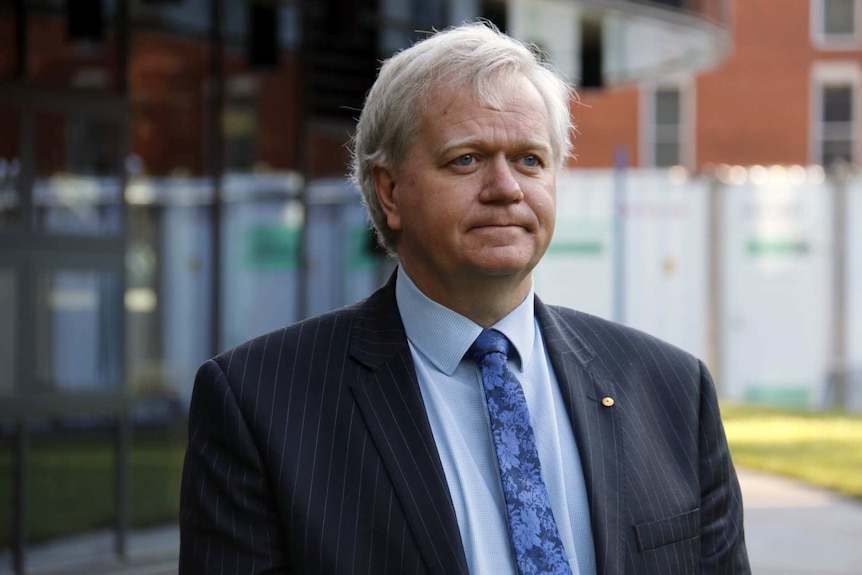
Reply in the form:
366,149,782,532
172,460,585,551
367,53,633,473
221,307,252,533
743,385,811,407
548,241,605,255
746,238,809,256
244,225,300,270
348,227,377,270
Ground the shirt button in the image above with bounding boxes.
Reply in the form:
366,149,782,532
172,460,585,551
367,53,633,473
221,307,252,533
601,397,615,407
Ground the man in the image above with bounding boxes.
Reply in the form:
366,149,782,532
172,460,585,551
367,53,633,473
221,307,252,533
180,23,749,574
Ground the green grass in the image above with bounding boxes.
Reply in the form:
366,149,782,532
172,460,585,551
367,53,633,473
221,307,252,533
721,403,862,501
0,432,186,546
2,404,861,545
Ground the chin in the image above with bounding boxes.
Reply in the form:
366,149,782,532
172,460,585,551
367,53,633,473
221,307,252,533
467,256,536,278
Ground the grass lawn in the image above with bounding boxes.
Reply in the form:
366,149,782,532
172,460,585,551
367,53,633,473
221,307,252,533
0,431,186,546
2,404,861,546
721,403,862,502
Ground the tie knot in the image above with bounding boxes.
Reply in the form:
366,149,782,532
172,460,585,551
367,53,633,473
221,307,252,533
469,328,510,363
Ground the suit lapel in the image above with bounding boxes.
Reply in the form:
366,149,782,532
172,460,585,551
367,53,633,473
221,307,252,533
536,299,624,575
348,275,469,575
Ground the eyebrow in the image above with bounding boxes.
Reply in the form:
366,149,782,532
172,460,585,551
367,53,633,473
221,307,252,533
437,136,553,157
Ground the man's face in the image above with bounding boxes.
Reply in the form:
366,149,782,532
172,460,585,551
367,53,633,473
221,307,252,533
373,74,557,301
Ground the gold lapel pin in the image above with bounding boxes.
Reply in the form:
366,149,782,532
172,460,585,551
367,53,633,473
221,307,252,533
601,397,615,407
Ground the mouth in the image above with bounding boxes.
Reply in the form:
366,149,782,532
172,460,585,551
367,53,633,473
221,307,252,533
470,223,527,232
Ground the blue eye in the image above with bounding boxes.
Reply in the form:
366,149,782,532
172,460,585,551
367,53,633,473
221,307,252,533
522,155,540,167
453,154,475,167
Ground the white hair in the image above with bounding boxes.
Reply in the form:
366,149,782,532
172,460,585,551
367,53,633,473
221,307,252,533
351,21,575,255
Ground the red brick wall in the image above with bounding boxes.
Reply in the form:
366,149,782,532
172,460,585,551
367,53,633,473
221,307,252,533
696,0,813,167
569,86,640,168
0,15,306,177
575,0,862,170
130,34,209,175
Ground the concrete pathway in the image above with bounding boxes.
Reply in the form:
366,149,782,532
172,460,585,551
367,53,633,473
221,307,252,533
739,468,862,574
0,526,178,575
3,468,862,574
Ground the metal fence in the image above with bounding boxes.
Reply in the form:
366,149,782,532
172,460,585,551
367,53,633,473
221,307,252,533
2,164,861,573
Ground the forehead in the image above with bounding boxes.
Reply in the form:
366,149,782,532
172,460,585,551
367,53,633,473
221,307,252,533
416,75,550,143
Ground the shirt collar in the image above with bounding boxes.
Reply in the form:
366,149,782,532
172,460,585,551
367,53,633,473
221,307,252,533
395,266,536,375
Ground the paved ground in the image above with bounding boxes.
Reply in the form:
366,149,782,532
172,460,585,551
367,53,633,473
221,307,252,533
2,468,862,574
0,525,179,575
740,468,862,574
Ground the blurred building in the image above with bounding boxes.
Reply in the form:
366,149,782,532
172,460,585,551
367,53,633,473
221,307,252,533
576,0,862,170
0,1,733,573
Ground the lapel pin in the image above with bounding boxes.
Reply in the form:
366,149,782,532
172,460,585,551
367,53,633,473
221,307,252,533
601,397,615,407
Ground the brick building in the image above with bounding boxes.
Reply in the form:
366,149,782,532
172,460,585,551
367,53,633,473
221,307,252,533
574,0,862,171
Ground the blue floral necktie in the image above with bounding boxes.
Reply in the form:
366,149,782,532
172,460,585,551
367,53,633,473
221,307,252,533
469,328,574,575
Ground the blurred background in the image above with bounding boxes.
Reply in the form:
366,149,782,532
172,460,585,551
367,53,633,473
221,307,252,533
0,0,861,573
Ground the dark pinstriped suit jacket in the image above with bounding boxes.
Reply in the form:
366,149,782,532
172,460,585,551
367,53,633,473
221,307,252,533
179,274,749,574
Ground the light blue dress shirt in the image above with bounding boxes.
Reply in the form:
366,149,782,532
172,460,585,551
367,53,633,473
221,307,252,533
395,267,596,575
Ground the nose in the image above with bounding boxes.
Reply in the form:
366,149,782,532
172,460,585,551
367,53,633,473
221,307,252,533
480,155,523,203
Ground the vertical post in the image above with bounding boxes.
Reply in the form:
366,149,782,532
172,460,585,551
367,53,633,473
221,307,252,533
115,409,132,559
13,0,28,82
12,421,28,574
207,0,225,354
706,173,725,392
115,0,132,560
829,167,849,408
13,0,26,81
612,145,629,324
296,1,311,321
12,107,36,575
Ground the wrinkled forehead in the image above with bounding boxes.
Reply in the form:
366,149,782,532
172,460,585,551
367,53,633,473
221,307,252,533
418,68,525,112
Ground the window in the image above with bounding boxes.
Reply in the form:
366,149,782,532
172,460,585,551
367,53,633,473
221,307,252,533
641,82,692,168
813,0,860,48
225,77,258,171
811,63,860,167
654,88,682,167
819,84,856,166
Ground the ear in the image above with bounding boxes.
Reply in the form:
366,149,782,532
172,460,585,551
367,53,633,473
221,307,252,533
372,163,402,232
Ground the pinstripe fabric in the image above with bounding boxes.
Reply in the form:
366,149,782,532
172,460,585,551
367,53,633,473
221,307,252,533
180,273,749,574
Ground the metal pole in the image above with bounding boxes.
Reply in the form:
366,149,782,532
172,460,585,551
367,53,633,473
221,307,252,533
12,421,28,574
12,104,36,575
297,1,311,321
829,166,849,408
706,173,725,391
114,0,132,560
612,145,629,324
207,0,225,354
13,0,26,81
115,409,132,559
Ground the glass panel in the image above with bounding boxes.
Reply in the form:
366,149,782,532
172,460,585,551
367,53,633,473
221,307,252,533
23,421,118,545
0,268,15,395
33,112,123,235
27,0,120,91
824,0,856,36
655,88,681,126
130,425,185,533
824,85,853,122
225,77,258,171
0,432,9,561
129,37,206,177
0,4,15,80
34,268,122,392
0,104,21,229
381,0,449,54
